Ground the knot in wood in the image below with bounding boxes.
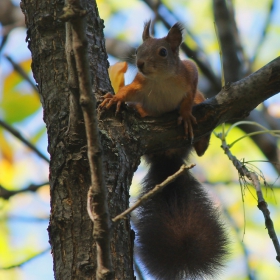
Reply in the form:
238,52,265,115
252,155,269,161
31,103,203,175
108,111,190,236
79,96,90,107
60,4,88,22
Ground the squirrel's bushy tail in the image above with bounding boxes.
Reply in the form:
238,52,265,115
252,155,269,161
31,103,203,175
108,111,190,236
135,152,228,280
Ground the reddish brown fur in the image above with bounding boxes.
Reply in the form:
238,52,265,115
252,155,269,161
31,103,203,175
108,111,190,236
100,22,202,141
100,22,229,279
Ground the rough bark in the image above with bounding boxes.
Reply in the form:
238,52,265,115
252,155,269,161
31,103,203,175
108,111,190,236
21,0,134,279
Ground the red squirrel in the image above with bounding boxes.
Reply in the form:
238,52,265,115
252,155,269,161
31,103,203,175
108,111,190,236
100,21,228,280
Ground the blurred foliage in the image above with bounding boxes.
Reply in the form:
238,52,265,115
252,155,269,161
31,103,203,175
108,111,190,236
1,0,280,279
1,60,40,123
0,56,50,279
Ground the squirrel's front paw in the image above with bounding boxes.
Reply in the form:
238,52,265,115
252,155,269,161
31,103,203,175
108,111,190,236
178,112,197,141
99,93,123,114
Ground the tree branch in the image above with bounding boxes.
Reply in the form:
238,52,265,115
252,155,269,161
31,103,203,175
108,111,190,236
100,57,280,155
0,248,50,270
112,164,195,222
213,0,243,83
0,182,49,200
61,1,113,279
0,119,50,163
217,133,280,262
5,55,39,93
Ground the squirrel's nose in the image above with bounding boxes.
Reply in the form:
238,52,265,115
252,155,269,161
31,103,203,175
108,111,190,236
137,60,145,71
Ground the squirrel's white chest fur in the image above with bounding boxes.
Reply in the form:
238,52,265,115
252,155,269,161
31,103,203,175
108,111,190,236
139,78,186,116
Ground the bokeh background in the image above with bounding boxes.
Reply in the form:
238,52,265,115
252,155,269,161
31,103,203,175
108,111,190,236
0,0,280,279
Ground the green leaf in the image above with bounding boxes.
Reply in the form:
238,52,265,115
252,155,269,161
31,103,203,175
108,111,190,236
0,90,41,123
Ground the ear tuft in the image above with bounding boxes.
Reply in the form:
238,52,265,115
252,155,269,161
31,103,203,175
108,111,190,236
166,22,184,52
142,20,151,41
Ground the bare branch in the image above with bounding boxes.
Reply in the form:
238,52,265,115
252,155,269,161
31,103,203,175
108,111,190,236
0,248,50,270
213,1,280,172
213,0,243,82
4,55,39,93
191,56,280,135
61,1,113,278
0,182,48,200
112,164,195,222
0,35,8,53
99,57,280,156
0,119,50,163
217,133,280,262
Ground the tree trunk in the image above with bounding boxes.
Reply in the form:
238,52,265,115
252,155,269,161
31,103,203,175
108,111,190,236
21,0,135,279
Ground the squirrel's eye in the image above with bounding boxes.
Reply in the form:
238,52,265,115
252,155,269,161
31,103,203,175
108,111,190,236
159,48,167,57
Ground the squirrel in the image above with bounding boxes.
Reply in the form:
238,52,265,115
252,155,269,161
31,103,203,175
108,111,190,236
100,21,228,280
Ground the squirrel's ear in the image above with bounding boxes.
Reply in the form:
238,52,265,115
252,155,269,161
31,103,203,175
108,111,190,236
166,23,183,52
142,20,151,41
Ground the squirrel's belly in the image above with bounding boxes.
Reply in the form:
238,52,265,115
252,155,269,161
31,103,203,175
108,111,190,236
141,88,186,116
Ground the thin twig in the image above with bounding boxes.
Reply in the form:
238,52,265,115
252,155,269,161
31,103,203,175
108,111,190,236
0,247,51,270
217,133,280,262
4,55,39,93
0,182,49,200
0,35,8,53
61,1,113,279
112,164,195,222
249,172,280,263
0,119,50,163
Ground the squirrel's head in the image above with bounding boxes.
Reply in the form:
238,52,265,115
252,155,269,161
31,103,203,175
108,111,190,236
136,21,184,78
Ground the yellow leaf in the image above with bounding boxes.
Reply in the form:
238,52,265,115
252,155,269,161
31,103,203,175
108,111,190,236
3,59,32,94
0,131,13,163
0,159,14,188
108,62,128,93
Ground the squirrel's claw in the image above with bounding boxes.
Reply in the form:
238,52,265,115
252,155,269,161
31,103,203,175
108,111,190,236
178,113,197,141
99,92,123,114
116,100,122,114
99,92,114,108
